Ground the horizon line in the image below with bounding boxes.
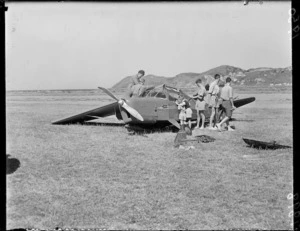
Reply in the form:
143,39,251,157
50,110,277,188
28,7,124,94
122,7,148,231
6,64,292,91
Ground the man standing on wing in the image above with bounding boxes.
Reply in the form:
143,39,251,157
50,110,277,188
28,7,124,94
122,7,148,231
127,70,145,98
207,74,221,130
216,77,236,131
131,80,144,98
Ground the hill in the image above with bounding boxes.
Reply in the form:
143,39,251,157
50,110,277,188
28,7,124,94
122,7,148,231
111,65,292,89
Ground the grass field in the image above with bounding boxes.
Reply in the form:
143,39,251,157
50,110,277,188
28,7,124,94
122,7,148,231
6,89,293,230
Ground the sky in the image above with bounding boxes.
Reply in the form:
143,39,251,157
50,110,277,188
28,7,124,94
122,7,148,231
5,1,292,90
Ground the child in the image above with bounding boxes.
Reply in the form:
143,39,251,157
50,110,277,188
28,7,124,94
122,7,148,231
185,101,192,129
175,95,186,130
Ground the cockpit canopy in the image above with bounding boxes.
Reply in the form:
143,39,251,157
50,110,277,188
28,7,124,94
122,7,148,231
139,84,190,101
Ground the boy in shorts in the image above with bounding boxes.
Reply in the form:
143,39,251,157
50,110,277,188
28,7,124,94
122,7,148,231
176,95,187,130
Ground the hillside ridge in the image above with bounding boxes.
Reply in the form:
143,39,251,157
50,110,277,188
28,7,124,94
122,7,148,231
112,65,292,89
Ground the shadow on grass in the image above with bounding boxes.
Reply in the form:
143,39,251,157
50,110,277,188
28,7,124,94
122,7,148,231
82,122,125,127
69,121,179,134
6,154,21,175
126,125,179,135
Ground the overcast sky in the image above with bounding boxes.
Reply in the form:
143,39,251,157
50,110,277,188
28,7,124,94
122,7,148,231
6,1,291,90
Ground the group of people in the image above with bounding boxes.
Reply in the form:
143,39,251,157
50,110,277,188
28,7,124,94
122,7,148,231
126,70,236,131
193,74,236,131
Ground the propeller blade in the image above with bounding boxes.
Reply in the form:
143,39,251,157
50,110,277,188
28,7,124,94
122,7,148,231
122,102,144,121
98,86,144,121
98,87,119,101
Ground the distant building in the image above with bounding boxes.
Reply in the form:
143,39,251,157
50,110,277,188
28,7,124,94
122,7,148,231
236,71,246,77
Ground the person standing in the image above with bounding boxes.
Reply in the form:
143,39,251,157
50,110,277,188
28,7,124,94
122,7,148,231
126,70,145,98
207,74,221,130
193,79,206,129
176,95,187,130
216,77,236,131
185,102,193,129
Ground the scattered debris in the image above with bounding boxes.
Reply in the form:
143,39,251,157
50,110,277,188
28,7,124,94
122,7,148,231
186,146,195,150
195,135,215,143
6,154,21,175
242,138,291,150
174,129,215,148
178,145,195,150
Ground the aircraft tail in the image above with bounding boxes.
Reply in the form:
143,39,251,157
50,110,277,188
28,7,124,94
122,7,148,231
233,97,255,108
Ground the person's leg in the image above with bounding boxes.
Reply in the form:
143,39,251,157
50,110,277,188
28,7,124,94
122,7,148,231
179,119,184,130
217,116,229,130
200,112,205,129
226,115,235,131
215,107,219,124
195,110,200,128
216,103,232,131
188,119,192,128
209,108,215,127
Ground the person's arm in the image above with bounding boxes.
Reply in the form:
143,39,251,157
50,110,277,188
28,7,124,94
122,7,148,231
131,75,139,85
193,91,199,99
229,87,236,109
203,87,207,96
215,85,221,97
208,81,216,95
208,85,213,95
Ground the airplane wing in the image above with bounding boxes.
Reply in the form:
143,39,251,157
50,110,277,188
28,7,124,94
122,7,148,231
52,102,119,125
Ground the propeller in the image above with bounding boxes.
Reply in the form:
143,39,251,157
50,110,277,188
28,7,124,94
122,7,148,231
98,87,144,121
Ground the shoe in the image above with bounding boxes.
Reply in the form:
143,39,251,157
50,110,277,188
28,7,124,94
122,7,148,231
194,126,200,130
228,126,235,131
200,126,204,129
208,126,217,130
215,123,222,131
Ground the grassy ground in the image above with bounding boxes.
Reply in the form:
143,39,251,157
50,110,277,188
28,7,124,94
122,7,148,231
6,90,293,230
